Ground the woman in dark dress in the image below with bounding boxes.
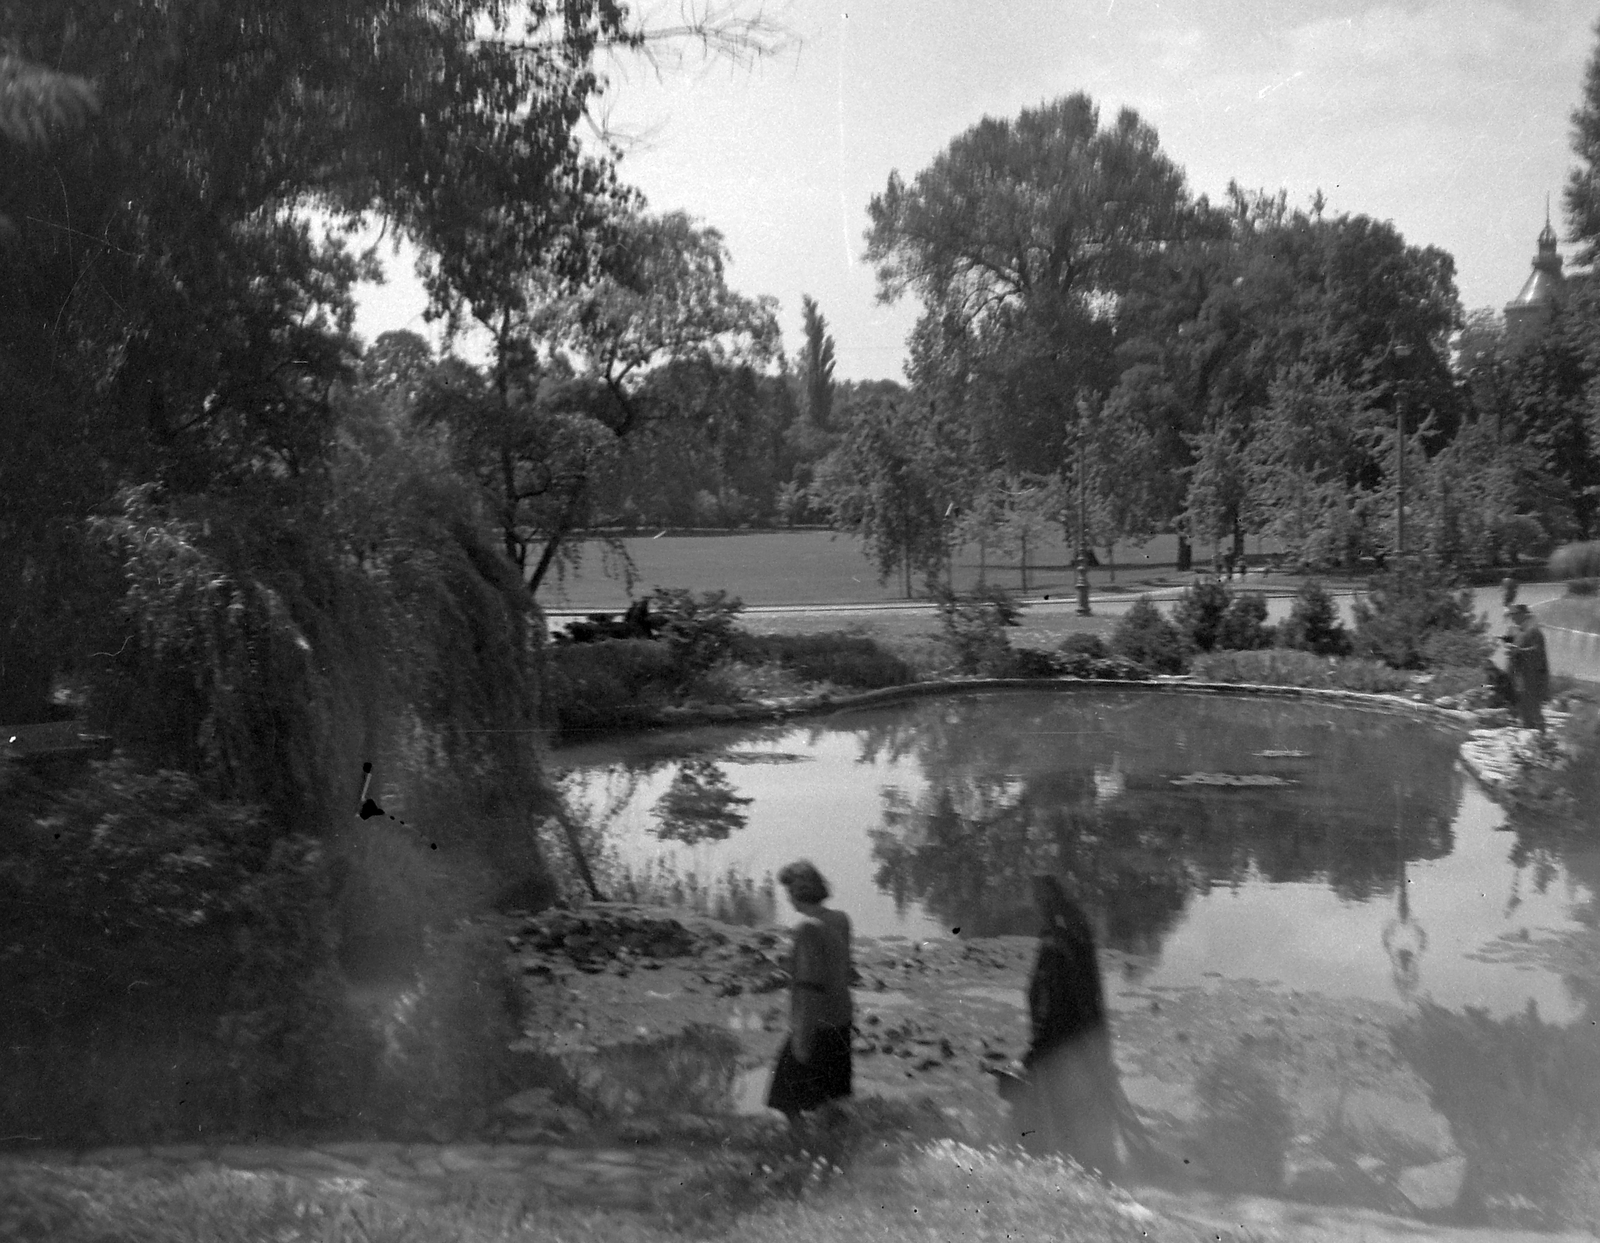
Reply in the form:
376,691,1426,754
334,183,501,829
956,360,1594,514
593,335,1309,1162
1017,873,1124,1175
766,860,853,1121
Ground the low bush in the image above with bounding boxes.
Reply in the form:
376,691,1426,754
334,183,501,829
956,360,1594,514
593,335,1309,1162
1188,649,1411,694
1109,597,1186,674
1171,579,1232,653
1566,578,1598,597
1058,632,1109,659
1417,627,1493,670
730,631,916,690
0,755,357,1142
1278,579,1351,656
1550,540,1600,581
1005,646,1065,678
1216,591,1274,651
652,586,745,671
1352,567,1487,670
543,638,682,736
935,586,1022,676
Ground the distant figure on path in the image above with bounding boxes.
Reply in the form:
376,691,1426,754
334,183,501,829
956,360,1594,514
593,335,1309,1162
1016,874,1124,1175
767,860,853,1124
1503,603,1550,731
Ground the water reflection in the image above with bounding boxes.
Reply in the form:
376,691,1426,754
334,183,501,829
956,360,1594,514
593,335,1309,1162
861,693,1460,953
554,690,1593,1018
1394,1000,1600,1228
652,759,753,844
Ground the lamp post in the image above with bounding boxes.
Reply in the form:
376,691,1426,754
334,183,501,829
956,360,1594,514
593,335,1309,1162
1393,343,1412,569
1074,395,1092,616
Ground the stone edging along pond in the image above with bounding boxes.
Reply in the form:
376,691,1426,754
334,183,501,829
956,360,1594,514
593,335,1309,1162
647,675,1483,733
637,676,1546,802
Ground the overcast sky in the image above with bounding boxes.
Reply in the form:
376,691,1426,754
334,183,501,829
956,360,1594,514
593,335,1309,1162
353,0,1599,381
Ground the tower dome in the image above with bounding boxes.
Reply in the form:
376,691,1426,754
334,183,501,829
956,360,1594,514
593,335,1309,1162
1504,210,1565,348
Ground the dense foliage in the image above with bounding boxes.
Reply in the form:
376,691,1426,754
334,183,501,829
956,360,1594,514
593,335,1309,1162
1109,597,1187,674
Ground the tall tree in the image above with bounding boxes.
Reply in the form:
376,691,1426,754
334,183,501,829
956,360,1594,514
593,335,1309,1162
1567,15,1600,267
1110,188,1461,568
420,209,780,594
812,393,969,597
0,0,641,720
798,294,837,431
866,93,1203,474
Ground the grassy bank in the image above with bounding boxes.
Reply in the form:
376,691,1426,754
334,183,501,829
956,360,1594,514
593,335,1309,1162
1,1141,1202,1243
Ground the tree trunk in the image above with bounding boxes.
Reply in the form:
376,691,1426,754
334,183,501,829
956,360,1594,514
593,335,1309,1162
553,808,606,902
1020,531,1029,594
1177,535,1192,572
1106,544,1115,583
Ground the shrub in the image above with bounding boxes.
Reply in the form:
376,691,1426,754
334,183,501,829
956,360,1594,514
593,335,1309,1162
0,756,354,1142
543,638,681,737
1004,647,1063,677
1109,597,1186,674
1172,579,1232,653
1058,632,1109,659
1352,567,1487,670
1188,649,1411,694
1549,540,1600,581
1216,591,1274,650
1417,628,1493,671
651,586,746,671
1568,578,1599,597
1278,579,1350,656
1053,651,1153,681
729,631,916,690
936,585,1022,675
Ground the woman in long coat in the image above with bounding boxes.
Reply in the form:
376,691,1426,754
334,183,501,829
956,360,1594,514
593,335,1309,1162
1017,874,1124,1175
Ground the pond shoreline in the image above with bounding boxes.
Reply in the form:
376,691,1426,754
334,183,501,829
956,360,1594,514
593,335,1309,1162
562,674,1487,740
498,902,1484,1223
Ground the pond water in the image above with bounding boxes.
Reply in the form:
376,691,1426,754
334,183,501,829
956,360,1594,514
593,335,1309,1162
555,690,1595,1023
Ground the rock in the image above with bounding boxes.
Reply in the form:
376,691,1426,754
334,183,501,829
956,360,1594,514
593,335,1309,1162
498,1088,554,1117
1337,1088,1457,1163
1121,1075,1199,1124
1284,1153,1345,1201
1396,1154,1468,1212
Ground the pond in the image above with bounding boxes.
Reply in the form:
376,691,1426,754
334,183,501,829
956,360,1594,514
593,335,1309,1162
555,689,1595,1024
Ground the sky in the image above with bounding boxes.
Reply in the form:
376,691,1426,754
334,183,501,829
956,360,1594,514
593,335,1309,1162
352,0,1600,382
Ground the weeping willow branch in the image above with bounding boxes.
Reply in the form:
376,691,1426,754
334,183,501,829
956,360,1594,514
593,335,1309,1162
482,1,795,76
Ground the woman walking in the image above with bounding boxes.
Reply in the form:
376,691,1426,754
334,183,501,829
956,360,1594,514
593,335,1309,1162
1017,873,1126,1175
766,860,853,1124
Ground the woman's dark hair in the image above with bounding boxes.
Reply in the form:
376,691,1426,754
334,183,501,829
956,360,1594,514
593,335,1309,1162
778,859,830,904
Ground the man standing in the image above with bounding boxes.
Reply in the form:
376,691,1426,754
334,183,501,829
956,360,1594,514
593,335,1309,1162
1504,603,1550,731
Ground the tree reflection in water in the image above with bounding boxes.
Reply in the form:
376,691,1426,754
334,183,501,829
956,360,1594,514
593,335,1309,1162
651,758,753,845
1392,723,1600,1230
859,692,1461,954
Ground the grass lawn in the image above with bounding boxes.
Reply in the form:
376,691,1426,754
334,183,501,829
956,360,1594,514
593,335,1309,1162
540,530,1283,613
